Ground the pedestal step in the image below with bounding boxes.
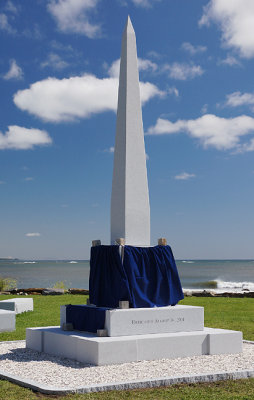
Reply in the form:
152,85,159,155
0,309,15,332
61,304,204,336
26,326,243,366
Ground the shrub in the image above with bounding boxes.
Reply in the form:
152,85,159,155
52,281,68,291
0,276,17,291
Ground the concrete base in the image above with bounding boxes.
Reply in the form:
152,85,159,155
0,309,15,332
0,298,33,314
26,326,243,366
60,304,204,336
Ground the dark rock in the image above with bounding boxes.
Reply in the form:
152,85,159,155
192,290,213,297
10,288,44,294
42,288,65,295
68,288,89,295
183,289,254,298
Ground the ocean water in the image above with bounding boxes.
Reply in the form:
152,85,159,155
0,259,253,291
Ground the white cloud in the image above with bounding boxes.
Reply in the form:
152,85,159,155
107,60,120,78
25,232,41,237
47,0,100,38
201,104,208,114
5,1,18,14
163,62,204,80
174,172,196,180
168,87,179,97
200,0,254,58
108,58,157,78
0,13,15,34
225,91,254,110
24,177,34,181
41,53,68,70
3,60,23,80
14,71,164,123
103,146,114,153
0,126,52,150
238,138,254,153
131,0,161,7
147,114,254,152
22,24,42,40
138,58,158,73
147,50,161,59
50,40,74,52
218,55,241,67
181,42,207,55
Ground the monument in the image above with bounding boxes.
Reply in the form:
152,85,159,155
26,17,243,366
111,16,150,247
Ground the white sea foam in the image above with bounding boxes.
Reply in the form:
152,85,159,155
216,279,254,291
69,261,78,264
23,261,37,264
181,260,194,264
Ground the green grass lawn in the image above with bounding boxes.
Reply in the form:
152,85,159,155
0,295,253,399
180,297,254,341
0,294,86,341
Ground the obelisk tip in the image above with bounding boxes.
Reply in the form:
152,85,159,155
125,15,134,33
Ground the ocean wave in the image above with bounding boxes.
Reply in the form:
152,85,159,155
181,260,195,264
190,279,254,290
190,280,218,289
216,279,254,291
25,261,37,264
69,261,78,264
17,261,37,264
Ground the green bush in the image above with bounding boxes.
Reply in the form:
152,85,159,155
52,280,68,291
0,276,17,291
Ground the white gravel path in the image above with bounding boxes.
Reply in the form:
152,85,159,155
0,341,253,389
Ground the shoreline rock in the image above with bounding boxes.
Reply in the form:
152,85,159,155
0,288,253,297
0,288,89,296
183,289,254,298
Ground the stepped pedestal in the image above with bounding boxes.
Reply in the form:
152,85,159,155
26,305,243,365
26,325,242,366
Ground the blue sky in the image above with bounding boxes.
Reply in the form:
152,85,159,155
1,0,254,260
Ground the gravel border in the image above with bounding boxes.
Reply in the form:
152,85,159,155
0,340,253,395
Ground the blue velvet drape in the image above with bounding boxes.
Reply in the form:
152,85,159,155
66,304,109,333
89,245,183,308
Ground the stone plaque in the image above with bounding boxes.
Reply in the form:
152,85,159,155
105,305,204,337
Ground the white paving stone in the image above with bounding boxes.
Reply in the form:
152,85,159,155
0,298,33,314
0,310,15,332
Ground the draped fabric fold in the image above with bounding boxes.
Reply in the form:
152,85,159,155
66,305,109,333
89,245,184,308
89,245,131,308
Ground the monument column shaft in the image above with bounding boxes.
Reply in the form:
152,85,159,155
111,17,150,246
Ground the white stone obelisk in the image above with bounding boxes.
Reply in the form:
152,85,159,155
111,16,150,246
